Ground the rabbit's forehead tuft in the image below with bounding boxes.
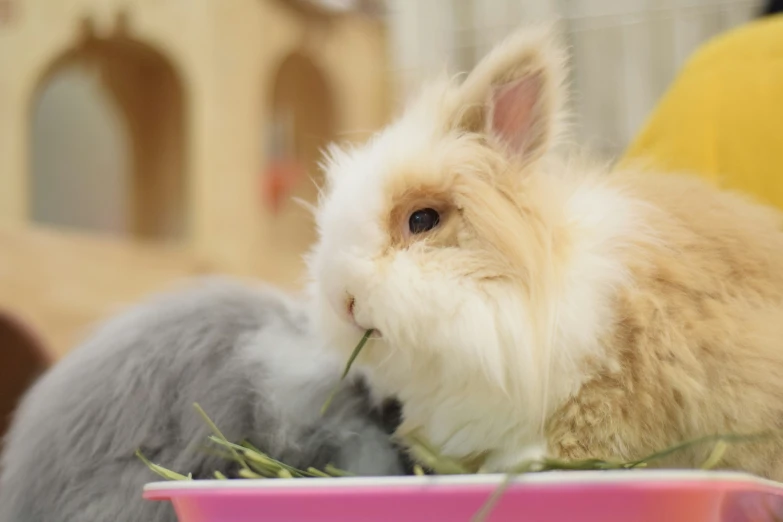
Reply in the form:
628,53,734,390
315,84,502,264
318,116,455,225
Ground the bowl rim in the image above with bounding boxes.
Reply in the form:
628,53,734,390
143,469,783,493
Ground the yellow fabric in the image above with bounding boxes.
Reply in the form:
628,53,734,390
618,14,783,210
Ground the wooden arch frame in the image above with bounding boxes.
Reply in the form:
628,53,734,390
28,18,188,241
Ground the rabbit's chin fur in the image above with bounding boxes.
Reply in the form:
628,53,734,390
306,22,783,479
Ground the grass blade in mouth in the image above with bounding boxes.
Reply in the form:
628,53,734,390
320,328,374,415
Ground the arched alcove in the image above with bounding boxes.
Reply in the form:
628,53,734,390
29,33,187,241
0,312,50,451
263,51,336,264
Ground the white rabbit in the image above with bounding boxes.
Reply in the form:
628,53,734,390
305,24,783,479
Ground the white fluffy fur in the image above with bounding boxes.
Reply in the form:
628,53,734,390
305,25,655,471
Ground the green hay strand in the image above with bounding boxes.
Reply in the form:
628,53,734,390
468,433,766,522
135,450,191,481
238,468,264,479
700,440,729,470
207,436,315,478
324,464,355,477
193,403,251,472
136,403,354,481
399,432,469,475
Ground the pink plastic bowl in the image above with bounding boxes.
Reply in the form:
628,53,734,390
144,469,783,522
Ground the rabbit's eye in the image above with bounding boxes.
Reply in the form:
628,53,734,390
408,208,440,234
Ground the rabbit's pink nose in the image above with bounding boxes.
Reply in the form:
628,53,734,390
346,295,356,319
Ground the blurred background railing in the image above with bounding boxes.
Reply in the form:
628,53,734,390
385,0,762,156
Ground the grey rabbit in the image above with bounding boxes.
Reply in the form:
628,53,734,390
0,276,408,522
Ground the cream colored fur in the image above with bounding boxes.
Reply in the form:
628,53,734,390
305,23,783,479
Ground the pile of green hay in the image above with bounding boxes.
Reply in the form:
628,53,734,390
137,402,753,481
136,329,770,520
137,402,760,522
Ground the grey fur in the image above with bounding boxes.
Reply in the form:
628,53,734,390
0,277,406,522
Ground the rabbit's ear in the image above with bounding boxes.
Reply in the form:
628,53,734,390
453,24,568,164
